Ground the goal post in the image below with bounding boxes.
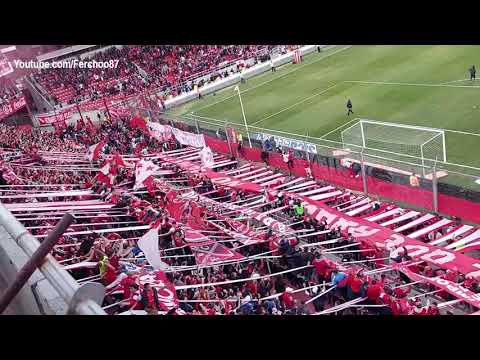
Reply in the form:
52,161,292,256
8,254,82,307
340,119,447,177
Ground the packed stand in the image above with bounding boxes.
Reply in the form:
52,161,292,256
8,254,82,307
0,116,478,316
31,45,290,107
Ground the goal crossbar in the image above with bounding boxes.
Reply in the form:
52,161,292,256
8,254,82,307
340,119,448,174
359,119,445,134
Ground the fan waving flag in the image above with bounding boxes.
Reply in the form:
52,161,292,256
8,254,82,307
87,140,107,162
137,228,171,271
134,159,160,190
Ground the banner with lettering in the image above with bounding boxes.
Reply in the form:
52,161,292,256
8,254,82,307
157,152,480,278
253,131,317,154
0,96,26,121
171,127,206,148
394,264,480,309
36,109,73,125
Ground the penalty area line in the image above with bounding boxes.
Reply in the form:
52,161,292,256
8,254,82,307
344,80,480,89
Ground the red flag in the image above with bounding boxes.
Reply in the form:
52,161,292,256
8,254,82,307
87,140,107,162
189,242,244,265
136,270,179,312
129,116,147,131
113,153,127,168
143,176,157,196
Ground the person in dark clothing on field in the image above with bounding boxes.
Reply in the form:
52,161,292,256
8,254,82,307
346,99,354,116
470,65,476,81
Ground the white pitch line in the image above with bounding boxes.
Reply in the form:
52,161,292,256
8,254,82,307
439,78,473,85
344,80,480,89
250,83,340,126
320,117,360,139
189,45,354,115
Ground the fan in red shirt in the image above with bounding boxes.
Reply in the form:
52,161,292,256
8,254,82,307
393,284,411,299
426,302,440,316
347,270,364,300
366,279,382,304
120,274,137,300
281,288,295,309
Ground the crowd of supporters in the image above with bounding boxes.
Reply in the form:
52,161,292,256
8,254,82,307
31,45,288,107
1,113,479,316
0,77,23,105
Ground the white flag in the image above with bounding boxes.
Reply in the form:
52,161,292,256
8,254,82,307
137,228,170,271
134,159,160,190
234,85,239,92
199,146,215,168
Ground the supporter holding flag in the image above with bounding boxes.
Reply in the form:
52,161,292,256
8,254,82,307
141,283,162,315
87,140,107,162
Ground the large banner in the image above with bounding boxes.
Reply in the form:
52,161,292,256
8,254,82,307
36,109,73,125
0,96,26,121
395,264,480,309
158,152,480,278
254,132,317,154
148,122,205,148
171,127,206,148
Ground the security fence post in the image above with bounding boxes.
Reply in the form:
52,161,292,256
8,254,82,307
225,121,233,156
432,162,439,213
360,149,368,195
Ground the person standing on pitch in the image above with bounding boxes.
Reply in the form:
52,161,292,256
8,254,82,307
470,65,476,81
270,57,276,72
346,98,354,116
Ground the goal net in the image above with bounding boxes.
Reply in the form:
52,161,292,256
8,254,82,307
340,119,446,176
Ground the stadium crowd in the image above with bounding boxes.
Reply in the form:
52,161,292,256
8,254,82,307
1,112,478,316
0,77,23,106
31,45,287,107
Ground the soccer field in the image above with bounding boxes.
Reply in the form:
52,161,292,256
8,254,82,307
168,45,480,177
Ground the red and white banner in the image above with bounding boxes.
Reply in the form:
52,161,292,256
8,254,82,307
190,242,244,266
0,96,26,121
158,153,480,278
209,219,267,245
135,270,179,312
109,106,130,119
148,121,172,142
394,264,480,309
171,127,206,148
87,140,107,162
36,108,73,125
148,121,205,148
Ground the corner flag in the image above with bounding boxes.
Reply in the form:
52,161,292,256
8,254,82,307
234,85,239,92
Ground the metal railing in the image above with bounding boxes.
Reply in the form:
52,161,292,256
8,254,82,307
0,204,106,315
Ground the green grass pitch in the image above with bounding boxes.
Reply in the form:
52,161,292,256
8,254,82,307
168,45,480,187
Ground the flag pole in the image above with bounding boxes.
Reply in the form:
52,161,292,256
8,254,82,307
235,85,252,148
